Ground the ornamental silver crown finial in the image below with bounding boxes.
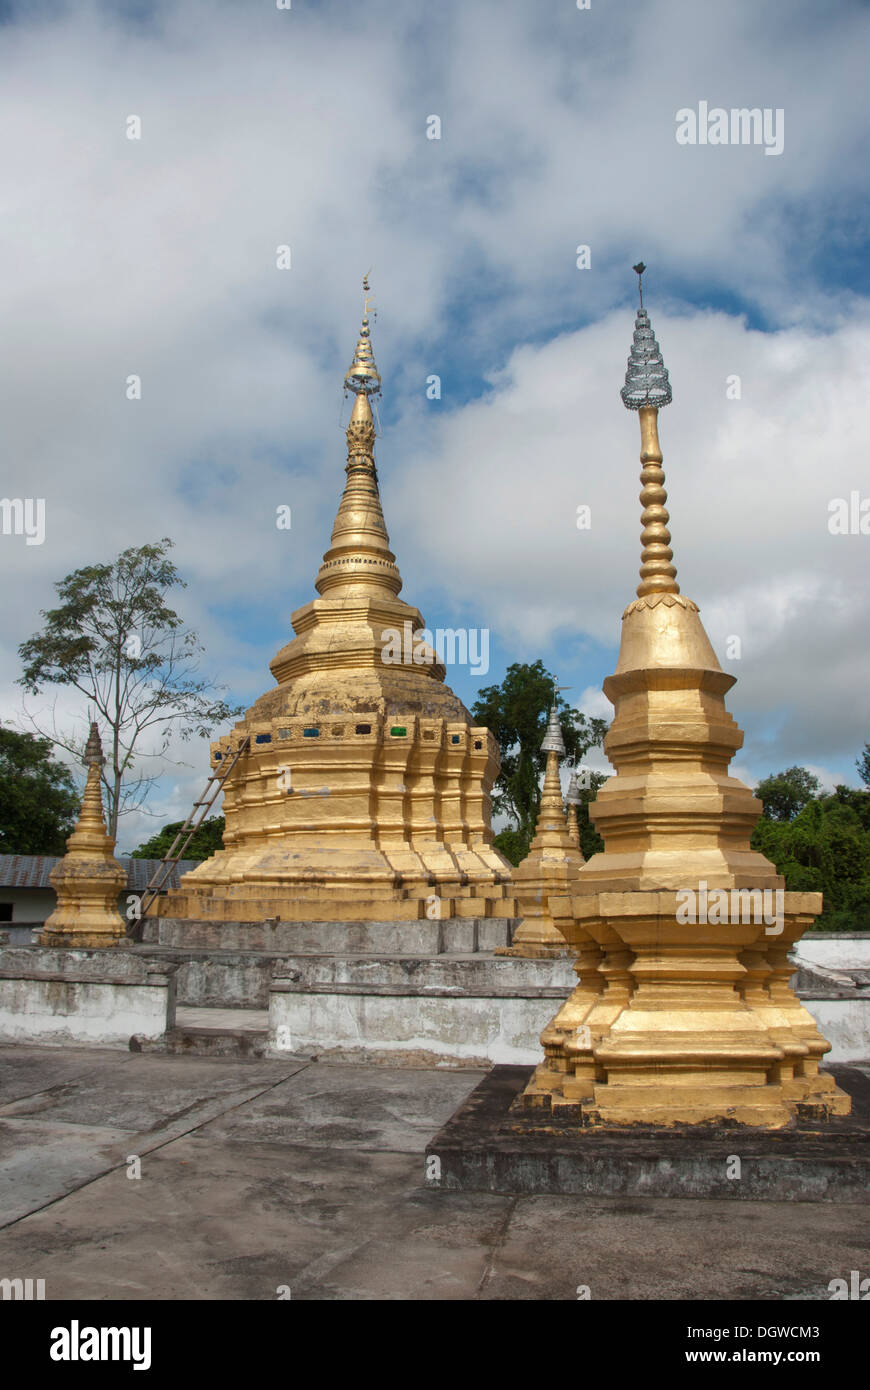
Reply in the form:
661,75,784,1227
344,274,382,397
540,701,566,757
620,263,672,411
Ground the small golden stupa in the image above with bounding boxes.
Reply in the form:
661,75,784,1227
499,702,584,958
40,722,128,948
164,282,513,923
564,770,583,851
520,267,850,1126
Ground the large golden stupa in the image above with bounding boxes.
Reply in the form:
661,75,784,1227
163,284,514,923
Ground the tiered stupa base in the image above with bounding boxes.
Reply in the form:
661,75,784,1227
516,895,851,1131
159,710,514,924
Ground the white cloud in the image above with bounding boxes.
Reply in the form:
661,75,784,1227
0,0,867,837
389,306,870,779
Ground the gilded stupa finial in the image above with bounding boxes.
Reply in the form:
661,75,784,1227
620,266,678,599
344,275,382,399
313,279,402,600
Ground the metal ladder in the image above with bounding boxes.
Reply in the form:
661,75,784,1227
134,735,250,936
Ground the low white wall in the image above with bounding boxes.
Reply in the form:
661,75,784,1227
803,998,870,1064
268,985,561,1067
793,933,870,970
0,947,176,1048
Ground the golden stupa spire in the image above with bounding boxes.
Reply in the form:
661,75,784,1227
315,278,402,599
621,263,678,600
67,721,115,853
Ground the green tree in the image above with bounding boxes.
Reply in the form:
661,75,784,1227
574,770,608,861
130,816,224,862
17,539,241,839
473,660,608,862
0,725,80,855
856,742,870,789
751,793,870,931
492,827,528,867
754,765,820,822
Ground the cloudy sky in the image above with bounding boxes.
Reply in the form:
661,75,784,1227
1,0,868,852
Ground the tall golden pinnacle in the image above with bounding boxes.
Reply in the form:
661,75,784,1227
162,281,513,924
315,278,403,601
520,267,849,1126
40,722,128,948
500,701,584,959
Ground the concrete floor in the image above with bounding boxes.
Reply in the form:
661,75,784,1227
0,1045,867,1301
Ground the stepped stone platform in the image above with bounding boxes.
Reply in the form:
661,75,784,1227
137,915,530,1008
138,1005,270,1059
425,1063,870,1200
140,915,515,955
135,915,576,1067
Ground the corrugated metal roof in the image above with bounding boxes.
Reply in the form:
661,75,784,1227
0,854,201,891
0,855,58,889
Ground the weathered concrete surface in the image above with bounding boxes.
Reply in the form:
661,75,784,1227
268,982,570,1067
267,954,576,1067
0,947,176,1047
794,933,870,971
141,917,516,955
803,995,870,1063
426,1065,870,1200
134,917,523,1011
0,1047,307,1225
1,1045,868,1300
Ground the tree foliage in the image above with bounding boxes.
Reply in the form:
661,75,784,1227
752,765,870,930
473,659,608,863
754,765,821,822
130,816,224,862
17,539,241,839
574,771,608,861
0,725,80,855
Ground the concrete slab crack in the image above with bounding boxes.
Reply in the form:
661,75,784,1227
475,1195,518,1298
